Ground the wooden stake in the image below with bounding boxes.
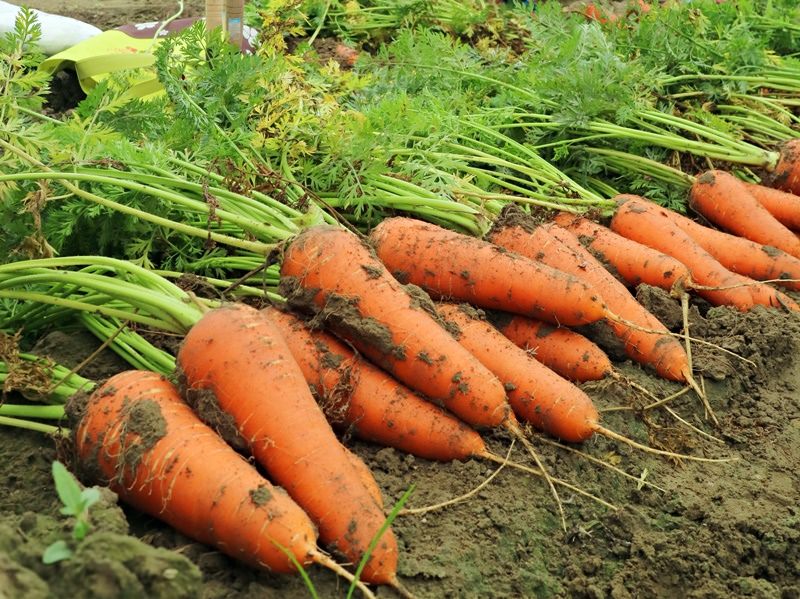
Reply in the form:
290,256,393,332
206,0,226,33
226,0,244,49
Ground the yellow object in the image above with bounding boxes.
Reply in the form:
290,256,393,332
40,30,161,100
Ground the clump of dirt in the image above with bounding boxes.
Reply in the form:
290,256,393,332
282,274,409,363
635,284,684,330
178,374,248,452
0,473,201,599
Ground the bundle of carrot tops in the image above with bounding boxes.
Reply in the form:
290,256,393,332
2,0,800,596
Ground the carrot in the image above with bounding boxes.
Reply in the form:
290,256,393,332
368,217,611,327
653,205,800,294
744,182,800,231
70,370,368,587
772,138,800,195
610,195,775,310
263,306,486,462
485,311,612,382
488,219,691,383
690,170,800,259
176,303,398,585
279,225,512,429
437,303,600,443
344,447,383,507
552,212,692,292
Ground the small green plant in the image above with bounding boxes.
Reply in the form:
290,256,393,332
42,460,101,564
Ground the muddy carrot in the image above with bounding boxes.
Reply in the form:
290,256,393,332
177,303,399,585
368,217,610,327
744,182,800,231
70,370,371,591
660,208,800,292
611,195,774,310
552,212,692,292
772,139,800,195
437,303,600,442
278,225,512,429
263,306,486,462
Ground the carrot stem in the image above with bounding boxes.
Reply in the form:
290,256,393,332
0,415,67,436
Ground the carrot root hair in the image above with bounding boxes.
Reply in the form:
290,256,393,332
398,440,515,517
477,450,619,510
505,418,567,531
313,553,377,599
593,425,735,463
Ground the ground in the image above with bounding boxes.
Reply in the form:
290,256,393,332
2,1,799,598
2,292,799,599
13,0,207,30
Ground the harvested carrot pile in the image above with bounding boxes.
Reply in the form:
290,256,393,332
2,1,800,597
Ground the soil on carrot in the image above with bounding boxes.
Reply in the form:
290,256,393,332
2,300,799,598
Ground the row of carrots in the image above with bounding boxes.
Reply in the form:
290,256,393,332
66,162,800,594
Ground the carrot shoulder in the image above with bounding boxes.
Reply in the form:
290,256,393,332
263,306,487,462
486,311,611,382
690,170,800,259
278,225,511,430
772,139,800,196
71,371,318,574
552,212,691,292
489,219,690,382
437,303,600,443
176,303,398,585
368,217,610,327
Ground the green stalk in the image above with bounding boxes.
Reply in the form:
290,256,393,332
78,313,177,376
78,167,299,232
0,404,65,419
0,415,66,435
0,171,291,242
581,147,695,190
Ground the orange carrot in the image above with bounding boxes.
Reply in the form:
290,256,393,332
654,206,800,294
437,303,600,443
368,217,610,327
744,182,800,231
772,139,800,195
263,306,487,462
344,447,383,507
486,311,611,382
611,195,775,311
690,170,800,259
176,303,398,585
279,225,512,430
488,219,691,382
71,371,348,577
552,212,692,292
